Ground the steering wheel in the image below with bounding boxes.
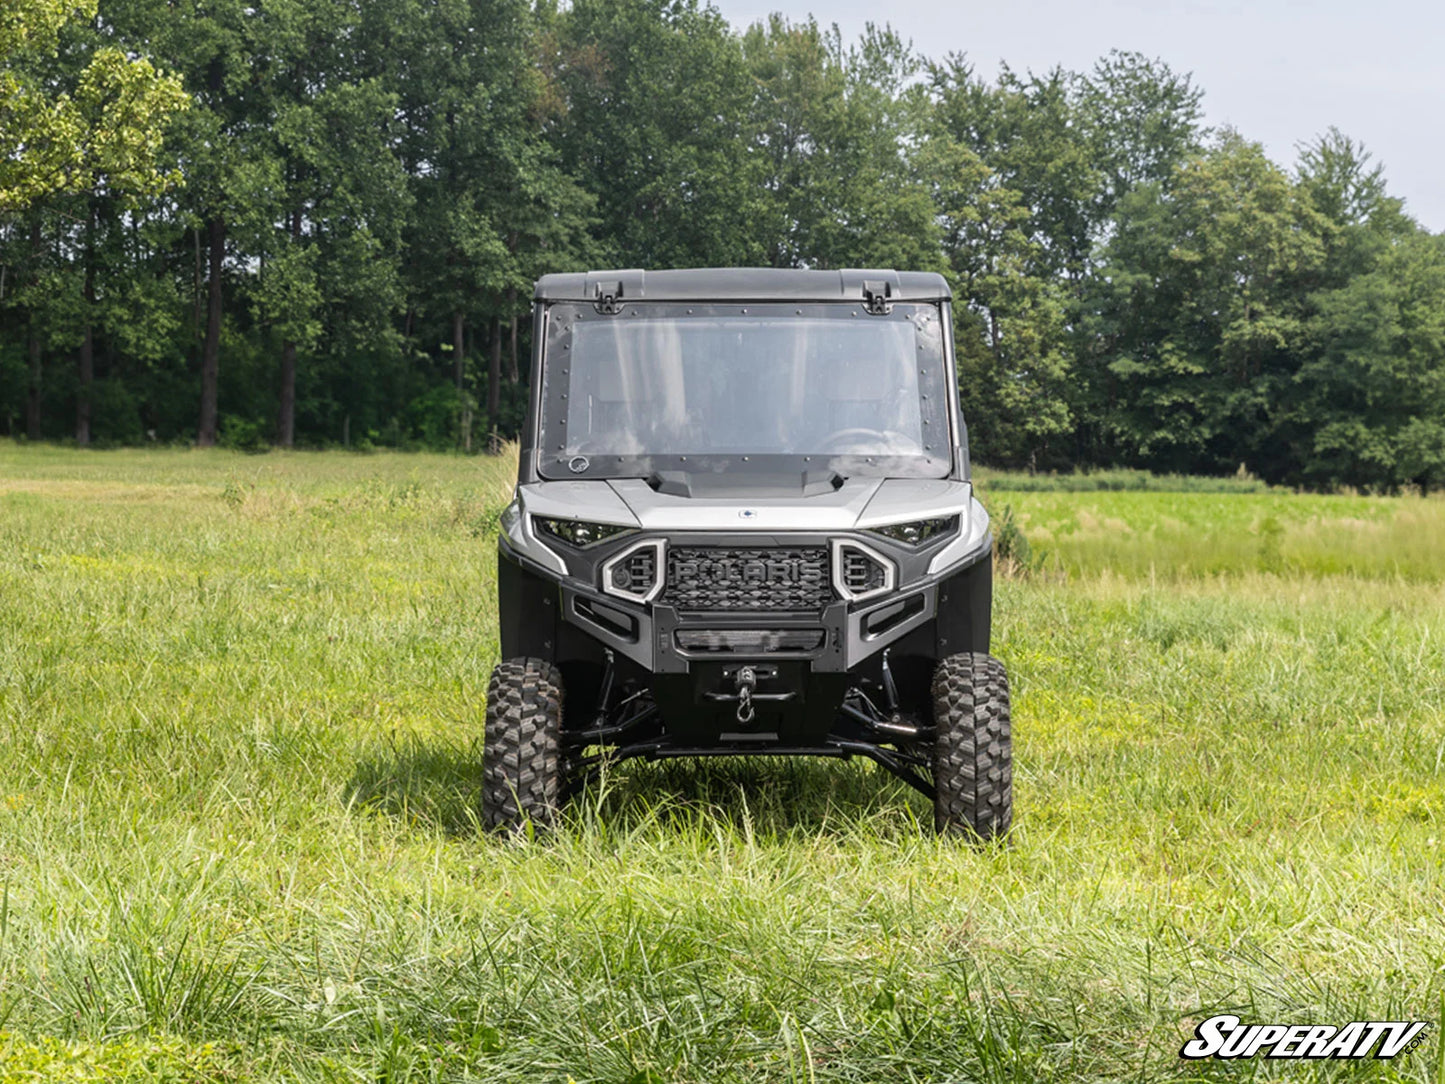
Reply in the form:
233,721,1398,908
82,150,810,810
816,427,914,454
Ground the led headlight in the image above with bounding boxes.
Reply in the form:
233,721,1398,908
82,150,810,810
866,515,959,547
534,516,635,548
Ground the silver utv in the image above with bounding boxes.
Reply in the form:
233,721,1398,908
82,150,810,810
486,268,1011,837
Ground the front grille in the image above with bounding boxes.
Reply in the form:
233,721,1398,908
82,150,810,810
662,547,831,612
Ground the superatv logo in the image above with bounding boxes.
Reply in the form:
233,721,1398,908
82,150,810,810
1180,1015,1432,1060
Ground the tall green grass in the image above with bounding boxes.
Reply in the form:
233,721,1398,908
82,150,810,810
1,445,1442,1081
992,487,1445,582
975,466,1279,493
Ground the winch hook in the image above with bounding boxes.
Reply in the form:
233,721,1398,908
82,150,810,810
736,665,757,725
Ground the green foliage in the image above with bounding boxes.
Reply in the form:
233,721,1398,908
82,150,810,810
921,117,1074,468
0,0,190,210
556,0,765,268
742,18,939,270
217,413,267,451
1,2,1443,490
989,501,1036,572
1085,133,1327,474
405,383,465,450
1295,233,1445,488
1075,50,1204,220
0,1032,232,1083
86,377,143,444
926,52,1205,471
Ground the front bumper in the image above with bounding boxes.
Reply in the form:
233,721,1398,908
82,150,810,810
498,530,990,674
572,582,935,674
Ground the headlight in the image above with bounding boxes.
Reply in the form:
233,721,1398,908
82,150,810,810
866,515,959,546
534,516,636,548
500,498,522,537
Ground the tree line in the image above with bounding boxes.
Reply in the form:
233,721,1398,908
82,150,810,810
2,0,1442,489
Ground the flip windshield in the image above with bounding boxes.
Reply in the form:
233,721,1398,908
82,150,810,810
538,303,951,479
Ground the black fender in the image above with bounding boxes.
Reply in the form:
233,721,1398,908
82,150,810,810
934,548,992,658
497,542,560,661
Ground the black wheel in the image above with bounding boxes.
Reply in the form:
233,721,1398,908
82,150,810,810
932,652,1012,840
482,657,565,832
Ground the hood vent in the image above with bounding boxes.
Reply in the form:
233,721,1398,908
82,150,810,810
645,470,844,498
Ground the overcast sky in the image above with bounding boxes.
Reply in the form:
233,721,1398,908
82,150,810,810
709,0,1445,232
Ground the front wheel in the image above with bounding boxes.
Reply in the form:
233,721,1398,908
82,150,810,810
932,652,1012,840
482,657,565,833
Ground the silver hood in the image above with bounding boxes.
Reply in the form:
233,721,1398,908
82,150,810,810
605,477,980,532
503,477,990,579
609,477,883,531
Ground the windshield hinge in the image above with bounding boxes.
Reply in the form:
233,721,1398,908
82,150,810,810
594,280,623,315
862,280,892,315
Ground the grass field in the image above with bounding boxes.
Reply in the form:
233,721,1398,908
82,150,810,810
1,445,1443,1083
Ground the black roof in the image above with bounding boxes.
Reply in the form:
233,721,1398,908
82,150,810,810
533,267,951,304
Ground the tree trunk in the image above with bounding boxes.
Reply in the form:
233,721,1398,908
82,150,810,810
278,339,296,447
26,221,41,441
193,226,204,358
488,313,502,437
452,310,465,391
197,215,224,447
452,310,471,450
76,313,93,444
27,322,42,441
76,203,95,446
277,207,302,448
506,287,519,383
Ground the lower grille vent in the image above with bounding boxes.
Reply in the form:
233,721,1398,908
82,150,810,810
831,540,895,602
841,549,887,594
611,548,656,593
674,629,825,653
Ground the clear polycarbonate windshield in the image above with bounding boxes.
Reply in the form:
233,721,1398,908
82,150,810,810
538,303,952,479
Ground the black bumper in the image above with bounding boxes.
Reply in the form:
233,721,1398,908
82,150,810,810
498,536,992,673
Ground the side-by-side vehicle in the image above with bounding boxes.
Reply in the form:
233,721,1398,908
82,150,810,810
486,268,1011,837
